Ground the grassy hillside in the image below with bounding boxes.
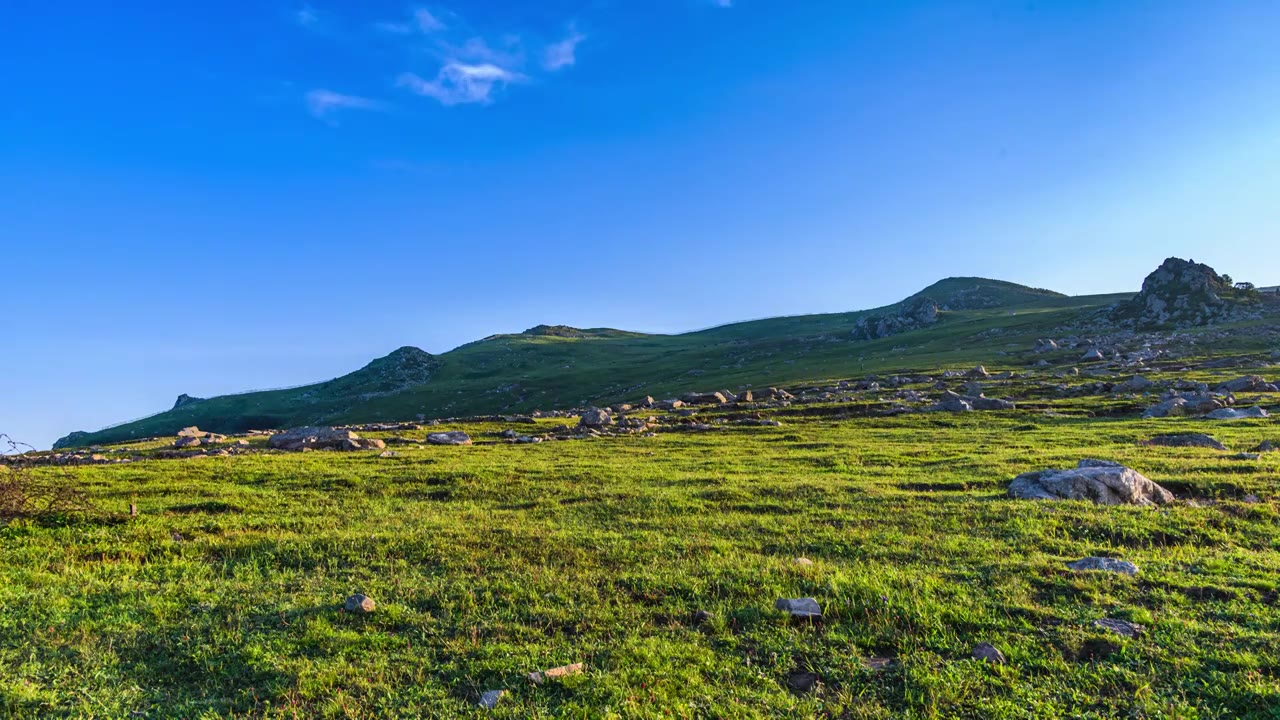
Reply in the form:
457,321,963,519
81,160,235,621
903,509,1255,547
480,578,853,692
56,279,1140,448
5,361,1279,717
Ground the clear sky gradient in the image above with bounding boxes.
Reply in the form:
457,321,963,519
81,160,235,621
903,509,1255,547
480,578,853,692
3,1,1278,448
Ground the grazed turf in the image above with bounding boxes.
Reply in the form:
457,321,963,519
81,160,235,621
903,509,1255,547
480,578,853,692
3,387,1279,718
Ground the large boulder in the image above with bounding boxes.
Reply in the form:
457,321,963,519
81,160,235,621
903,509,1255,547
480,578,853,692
578,408,612,427
1008,461,1174,506
683,392,729,405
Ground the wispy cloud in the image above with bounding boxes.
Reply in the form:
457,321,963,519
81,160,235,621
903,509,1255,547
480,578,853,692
294,4,320,28
543,26,585,71
305,89,384,119
397,63,522,106
376,7,447,35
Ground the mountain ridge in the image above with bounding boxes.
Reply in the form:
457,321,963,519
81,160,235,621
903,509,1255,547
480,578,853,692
53,263,1274,448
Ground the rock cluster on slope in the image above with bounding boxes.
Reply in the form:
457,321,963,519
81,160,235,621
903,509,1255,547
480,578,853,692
852,297,940,340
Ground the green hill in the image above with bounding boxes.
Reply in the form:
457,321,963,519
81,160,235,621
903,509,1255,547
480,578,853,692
52,264,1269,449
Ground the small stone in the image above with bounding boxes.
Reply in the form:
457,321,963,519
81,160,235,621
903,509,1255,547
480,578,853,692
1230,453,1261,461
692,609,713,625
1067,557,1139,576
794,557,814,567
379,450,400,458
775,597,822,618
1242,494,1262,504
787,671,819,693
1094,618,1144,638
477,690,505,710
528,662,584,684
972,642,1006,664
345,593,376,614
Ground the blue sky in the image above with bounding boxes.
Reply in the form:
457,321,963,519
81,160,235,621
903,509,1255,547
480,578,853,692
2,0,1279,449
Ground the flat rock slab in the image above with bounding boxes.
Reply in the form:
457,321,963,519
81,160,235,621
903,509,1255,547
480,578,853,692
529,663,584,684
775,597,822,618
1068,557,1139,576
1142,433,1227,451
1095,618,1144,638
1207,406,1270,420
426,431,472,446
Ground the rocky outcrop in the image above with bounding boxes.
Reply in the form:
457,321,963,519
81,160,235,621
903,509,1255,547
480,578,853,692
426,431,472,445
852,297,940,340
1008,461,1174,506
1111,258,1260,328
172,394,205,410
930,390,1015,412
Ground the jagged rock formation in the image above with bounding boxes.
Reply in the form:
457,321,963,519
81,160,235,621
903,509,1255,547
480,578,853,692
852,297,940,340
172,394,205,409
1111,257,1261,328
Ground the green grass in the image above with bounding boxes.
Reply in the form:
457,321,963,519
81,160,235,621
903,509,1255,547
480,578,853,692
5,382,1280,717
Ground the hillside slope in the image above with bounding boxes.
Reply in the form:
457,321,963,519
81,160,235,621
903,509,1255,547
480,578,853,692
53,262,1274,448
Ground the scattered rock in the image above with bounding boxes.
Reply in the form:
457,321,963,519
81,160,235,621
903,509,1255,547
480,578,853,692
528,663,584,684
1094,618,1143,638
1067,557,1139,576
787,672,819,694
1035,338,1059,353
1142,433,1227,451
177,426,205,438
972,642,1006,664
775,597,822,618
1114,375,1154,393
1230,453,1261,461
1008,461,1173,506
477,690,505,710
794,557,814,567
1081,349,1106,362
174,436,202,449
1253,441,1278,453
345,594,375,614
269,427,361,452
426,431,472,446
379,450,400,458
966,366,990,378
692,609,713,625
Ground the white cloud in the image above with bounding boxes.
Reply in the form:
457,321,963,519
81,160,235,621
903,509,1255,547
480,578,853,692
397,63,522,106
376,7,446,35
305,89,384,119
543,27,585,71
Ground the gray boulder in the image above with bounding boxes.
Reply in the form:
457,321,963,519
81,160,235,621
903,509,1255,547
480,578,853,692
345,593,375,613
1008,461,1173,506
775,598,822,618
1217,376,1269,393
1081,348,1106,362
1114,376,1154,393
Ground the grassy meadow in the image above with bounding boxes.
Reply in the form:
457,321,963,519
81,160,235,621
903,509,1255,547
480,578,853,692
4,387,1280,718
